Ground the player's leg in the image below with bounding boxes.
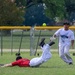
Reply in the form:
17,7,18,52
59,45,70,63
39,38,45,47
30,38,55,67
64,45,73,64
40,40,55,62
29,38,46,67
39,37,55,47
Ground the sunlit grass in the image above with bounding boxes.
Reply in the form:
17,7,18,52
0,52,75,75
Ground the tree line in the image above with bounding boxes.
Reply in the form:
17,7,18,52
0,0,75,26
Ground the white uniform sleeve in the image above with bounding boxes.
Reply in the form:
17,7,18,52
70,31,75,40
54,29,61,37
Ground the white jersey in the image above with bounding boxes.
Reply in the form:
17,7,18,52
54,28,74,45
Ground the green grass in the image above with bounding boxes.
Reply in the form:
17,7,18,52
0,52,75,75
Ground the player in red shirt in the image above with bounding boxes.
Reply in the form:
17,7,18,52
1,38,55,67
12,58,30,67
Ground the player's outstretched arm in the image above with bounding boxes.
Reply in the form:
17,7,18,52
1,63,12,67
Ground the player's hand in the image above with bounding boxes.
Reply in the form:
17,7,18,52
50,37,56,41
71,45,74,49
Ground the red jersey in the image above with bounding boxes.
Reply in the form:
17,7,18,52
12,58,30,67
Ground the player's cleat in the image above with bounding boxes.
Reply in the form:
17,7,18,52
49,41,55,46
39,38,45,47
69,62,73,65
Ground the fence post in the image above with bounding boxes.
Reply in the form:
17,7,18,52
0,30,3,56
30,27,35,56
34,30,41,56
18,30,24,53
11,29,13,55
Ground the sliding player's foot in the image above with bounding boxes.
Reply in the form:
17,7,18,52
39,38,45,47
49,41,55,46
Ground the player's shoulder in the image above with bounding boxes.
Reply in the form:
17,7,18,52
57,28,63,30
69,29,74,33
55,28,63,33
58,28,63,31
69,29,73,32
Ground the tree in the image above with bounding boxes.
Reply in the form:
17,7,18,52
15,0,75,23
23,3,53,26
43,0,75,22
0,0,25,26
15,0,26,7
0,0,25,35
15,0,53,26
43,0,65,21
64,0,75,21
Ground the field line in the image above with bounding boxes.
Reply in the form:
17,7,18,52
0,49,75,52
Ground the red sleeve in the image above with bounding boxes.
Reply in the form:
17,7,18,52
12,61,18,66
11,59,30,67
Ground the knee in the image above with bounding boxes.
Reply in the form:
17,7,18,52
64,51,68,54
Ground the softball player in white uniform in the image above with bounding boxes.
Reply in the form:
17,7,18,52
53,23,74,65
29,39,55,67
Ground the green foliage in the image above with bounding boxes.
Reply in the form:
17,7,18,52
13,0,75,23
64,0,75,20
43,0,65,20
43,0,75,21
15,0,26,7
0,0,25,26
